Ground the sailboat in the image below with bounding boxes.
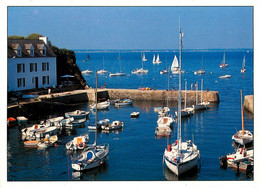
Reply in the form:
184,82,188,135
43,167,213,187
156,54,162,64
241,55,246,73
97,56,108,74
171,55,180,74
219,52,228,68
142,52,147,62
109,52,126,77
232,90,253,145
132,52,148,74
175,80,194,117
71,71,109,171
192,79,210,111
194,56,205,75
164,20,200,176
152,54,156,64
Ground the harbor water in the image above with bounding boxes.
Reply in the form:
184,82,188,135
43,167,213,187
7,50,254,181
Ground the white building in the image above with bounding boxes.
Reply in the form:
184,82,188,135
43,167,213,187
8,37,57,92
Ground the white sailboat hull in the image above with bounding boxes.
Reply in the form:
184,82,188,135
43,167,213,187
232,130,253,145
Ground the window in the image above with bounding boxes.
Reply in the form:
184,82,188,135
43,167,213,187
30,49,34,56
17,78,25,88
42,76,49,85
17,49,22,57
42,47,46,56
42,62,49,71
17,63,25,73
30,63,37,72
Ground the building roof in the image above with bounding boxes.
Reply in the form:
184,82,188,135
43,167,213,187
8,39,56,58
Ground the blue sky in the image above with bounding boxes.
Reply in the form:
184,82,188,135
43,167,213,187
7,6,253,50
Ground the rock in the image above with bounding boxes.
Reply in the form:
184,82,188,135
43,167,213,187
244,95,253,114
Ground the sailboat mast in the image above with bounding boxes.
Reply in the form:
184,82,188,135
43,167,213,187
185,79,187,109
177,18,183,150
201,79,203,103
241,90,245,138
196,81,198,105
119,51,122,72
94,71,98,146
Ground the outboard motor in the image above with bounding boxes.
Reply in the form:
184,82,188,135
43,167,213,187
219,156,227,169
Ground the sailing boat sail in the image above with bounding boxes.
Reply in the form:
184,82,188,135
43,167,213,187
152,54,156,64
194,56,205,75
164,20,200,176
241,55,246,73
142,53,147,62
232,90,253,145
219,52,228,68
71,71,109,171
171,55,180,74
156,54,162,64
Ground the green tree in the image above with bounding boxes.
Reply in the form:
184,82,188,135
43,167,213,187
8,35,24,39
25,33,43,39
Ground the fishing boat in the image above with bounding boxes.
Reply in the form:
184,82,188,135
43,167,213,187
114,99,133,107
164,21,200,176
155,126,172,137
21,124,57,140
90,101,110,110
97,56,108,74
160,68,169,74
109,52,126,77
101,120,124,130
132,53,148,74
192,79,210,111
194,56,205,75
219,75,231,79
175,80,194,117
37,135,58,149
130,112,140,118
241,55,246,73
88,119,110,130
142,52,147,62
71,71,109,171
65,110,89,120
232,90,253,145
66,134,89,150
219,52,228,68
17,116,28,126
81,70,93,74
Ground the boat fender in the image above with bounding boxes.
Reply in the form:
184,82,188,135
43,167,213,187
167,145,171,152
78,142,85,149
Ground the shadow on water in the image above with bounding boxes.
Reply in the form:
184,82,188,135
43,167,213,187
163,165,200,181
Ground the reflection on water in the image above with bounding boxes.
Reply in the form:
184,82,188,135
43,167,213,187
163,165,201,181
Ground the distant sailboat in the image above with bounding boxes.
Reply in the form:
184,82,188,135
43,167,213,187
156,54,162,64
152,54,156,64
219,52,228,68
109,52,126,77
241,55,246,73
132,52,148,74
171,55,180,74
142,52,147,62
97,56,108,74
194,56,205,75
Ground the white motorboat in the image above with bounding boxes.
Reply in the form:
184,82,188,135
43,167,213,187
219,75,231,79
219,52,228,68
157,116,174,128
160,68,169,74
232,90,253,145
41,116,64,128
192,79,210,111
155,126,172,137
97,56,108,74
81,70,93,74
88,119,110,130
241,55,246,73
225,148,253,166
114,99,133,107
66,134,89,150
21,124,57,140
101,120,124,130
65,110,89,120
90,101,110,110
130,112,140,118
154,107,170,113
71,71,109,171
17,116,28,125
164,21,200,176
37,135,58,149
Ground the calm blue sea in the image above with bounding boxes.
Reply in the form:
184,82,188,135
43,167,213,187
7,49,254,181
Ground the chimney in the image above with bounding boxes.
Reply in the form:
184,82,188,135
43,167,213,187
39,36,48,45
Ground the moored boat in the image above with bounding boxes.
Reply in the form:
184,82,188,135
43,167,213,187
66,134,89,150
219,75,231,79
37,135,58,149
65,110,89,120
17,116,28,126
114,99,133,107
130,112,140,118
101,120,124,130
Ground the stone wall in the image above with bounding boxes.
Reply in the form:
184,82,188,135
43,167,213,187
244,95,253,114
